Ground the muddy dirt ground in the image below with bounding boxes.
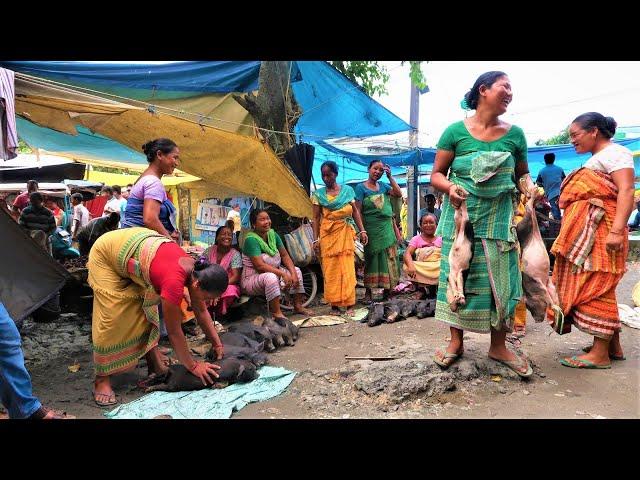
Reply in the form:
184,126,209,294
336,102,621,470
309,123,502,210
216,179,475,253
3,266,639,420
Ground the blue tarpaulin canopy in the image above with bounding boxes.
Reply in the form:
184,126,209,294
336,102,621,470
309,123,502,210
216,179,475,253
1,61,262,99
16,117,147,167
4,61,639,194
291,62,412,139
4,60,414,192
310,137,640,184
3,60,412,139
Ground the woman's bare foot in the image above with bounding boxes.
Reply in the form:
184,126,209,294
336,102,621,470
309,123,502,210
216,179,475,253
583,343,625,359
608,332,625,358
487,345,519,363
576,337,613,366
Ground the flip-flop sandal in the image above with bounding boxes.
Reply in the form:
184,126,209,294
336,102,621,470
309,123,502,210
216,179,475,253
489,354,533,378
559,356,611,369
93,390,118,407
433,348,464,369
581,345,626,360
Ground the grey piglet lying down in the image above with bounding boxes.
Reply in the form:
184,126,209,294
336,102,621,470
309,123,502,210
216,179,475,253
206,343,268,367
144,360,258,393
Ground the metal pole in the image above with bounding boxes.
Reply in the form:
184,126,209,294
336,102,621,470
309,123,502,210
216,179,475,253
407,83,420,237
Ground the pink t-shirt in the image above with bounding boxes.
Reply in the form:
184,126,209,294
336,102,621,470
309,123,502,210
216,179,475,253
12,191,30,210
409,234,442,249
129,175,167,203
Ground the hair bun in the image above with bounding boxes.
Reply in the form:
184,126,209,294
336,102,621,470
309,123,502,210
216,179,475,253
605,116,617,135
194,256,210,272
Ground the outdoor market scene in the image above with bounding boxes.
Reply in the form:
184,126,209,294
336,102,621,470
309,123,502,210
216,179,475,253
0,61,639,420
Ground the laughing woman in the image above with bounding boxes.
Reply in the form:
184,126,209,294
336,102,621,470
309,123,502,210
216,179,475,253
403,213,443,299
312,161,368,315
122,138,181,242
241,209,314,320
354,160,403,303
204,224,242,319
552,113,634,369
430,71,538,378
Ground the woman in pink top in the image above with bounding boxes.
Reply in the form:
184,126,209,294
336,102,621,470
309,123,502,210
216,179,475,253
403,213,443,299
204,224,242,318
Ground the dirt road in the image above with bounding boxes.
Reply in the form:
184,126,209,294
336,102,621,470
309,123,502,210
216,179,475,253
7,266,640,419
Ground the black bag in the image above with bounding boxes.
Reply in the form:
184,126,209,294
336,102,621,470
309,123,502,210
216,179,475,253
283,143,315,195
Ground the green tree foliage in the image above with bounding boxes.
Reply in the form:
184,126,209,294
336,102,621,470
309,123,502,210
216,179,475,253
535,127,570,146
406,61,428,90
329,61,427,97
17,138,32,154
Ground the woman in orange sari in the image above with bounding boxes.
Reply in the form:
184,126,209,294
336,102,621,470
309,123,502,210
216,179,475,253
312,161,368,316
551,112,634,369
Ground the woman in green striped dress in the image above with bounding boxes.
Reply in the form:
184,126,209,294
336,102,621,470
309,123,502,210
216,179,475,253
430,71,539,378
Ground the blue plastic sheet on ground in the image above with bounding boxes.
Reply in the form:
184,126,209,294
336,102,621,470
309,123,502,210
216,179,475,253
104,366,296,419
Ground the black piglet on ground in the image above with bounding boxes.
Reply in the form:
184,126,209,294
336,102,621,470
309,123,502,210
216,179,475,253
144,360,258,393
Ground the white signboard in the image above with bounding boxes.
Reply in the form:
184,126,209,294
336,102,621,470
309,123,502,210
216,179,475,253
195,201,231,232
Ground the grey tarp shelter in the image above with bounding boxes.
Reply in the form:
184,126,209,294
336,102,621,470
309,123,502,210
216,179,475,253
0,207,69,320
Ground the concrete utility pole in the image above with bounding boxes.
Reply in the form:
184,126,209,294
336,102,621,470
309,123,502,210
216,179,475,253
406,83,420,237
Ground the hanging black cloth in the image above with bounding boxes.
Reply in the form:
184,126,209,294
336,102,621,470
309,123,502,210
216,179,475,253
283,143,315,195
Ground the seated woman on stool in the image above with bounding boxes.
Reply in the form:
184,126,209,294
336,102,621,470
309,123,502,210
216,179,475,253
403,213,442,299
203,222,242,319
241,209,313,320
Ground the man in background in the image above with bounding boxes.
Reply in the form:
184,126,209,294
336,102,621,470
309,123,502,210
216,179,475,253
18,192,56,237
104,185,127,225
226,203,241,244
70,193,90,243
419,193,441,223
536,152,565,221
12,179,38,215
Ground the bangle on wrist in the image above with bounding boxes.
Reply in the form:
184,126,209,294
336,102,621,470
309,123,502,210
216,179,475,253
188,361,199,372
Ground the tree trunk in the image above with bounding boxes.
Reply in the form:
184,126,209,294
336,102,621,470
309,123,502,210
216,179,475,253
177,185,191,241
233,61,301,157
